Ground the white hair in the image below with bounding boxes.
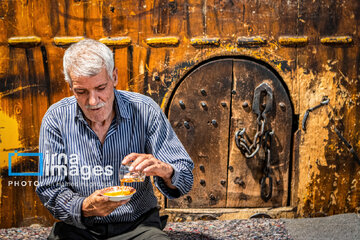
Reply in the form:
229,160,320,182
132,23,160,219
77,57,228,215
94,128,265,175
63,39,114,85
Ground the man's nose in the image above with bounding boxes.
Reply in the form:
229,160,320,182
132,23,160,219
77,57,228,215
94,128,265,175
88,91,99,106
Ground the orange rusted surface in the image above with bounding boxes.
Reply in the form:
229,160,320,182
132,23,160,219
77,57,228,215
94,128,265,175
0,0,359,228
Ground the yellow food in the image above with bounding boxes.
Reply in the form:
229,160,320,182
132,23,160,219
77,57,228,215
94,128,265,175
103,190,131,196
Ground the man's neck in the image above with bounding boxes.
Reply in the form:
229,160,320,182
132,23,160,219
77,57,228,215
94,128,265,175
86,109,115,144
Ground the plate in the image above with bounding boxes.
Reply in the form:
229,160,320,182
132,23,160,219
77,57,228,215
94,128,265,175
102,186,136,202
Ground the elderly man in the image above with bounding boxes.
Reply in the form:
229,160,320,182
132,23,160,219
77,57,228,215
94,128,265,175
36,39,194,240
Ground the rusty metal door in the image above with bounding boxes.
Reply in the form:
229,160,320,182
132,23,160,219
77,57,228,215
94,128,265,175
167,58,293,208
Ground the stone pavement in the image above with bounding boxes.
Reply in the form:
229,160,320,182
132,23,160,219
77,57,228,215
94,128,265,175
284,213,360,240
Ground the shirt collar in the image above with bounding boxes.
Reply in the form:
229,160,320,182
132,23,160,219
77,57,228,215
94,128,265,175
75,89,130,124
114,89,130,120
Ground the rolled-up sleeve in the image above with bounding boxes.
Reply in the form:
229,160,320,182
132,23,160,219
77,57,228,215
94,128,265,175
35,111,86,229
145,107,194,199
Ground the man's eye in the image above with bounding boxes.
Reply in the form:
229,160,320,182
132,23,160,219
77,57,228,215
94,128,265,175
76,91,85,94
98,87,106,91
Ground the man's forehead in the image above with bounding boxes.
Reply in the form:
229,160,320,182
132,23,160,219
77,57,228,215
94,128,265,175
71,70,110,89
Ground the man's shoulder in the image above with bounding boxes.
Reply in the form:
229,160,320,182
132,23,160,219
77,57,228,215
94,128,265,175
116,90,160,111
44,96,77,118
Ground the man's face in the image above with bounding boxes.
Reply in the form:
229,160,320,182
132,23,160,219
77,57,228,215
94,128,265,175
70,68,118,124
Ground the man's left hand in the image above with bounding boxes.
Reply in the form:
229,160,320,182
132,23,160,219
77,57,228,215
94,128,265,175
122,153,176,189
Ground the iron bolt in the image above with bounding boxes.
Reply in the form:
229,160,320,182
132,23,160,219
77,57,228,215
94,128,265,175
279,102,286,111
201,102,207,108
179,100,185,109
234,177,245,187
184,196,192,203
221,102,227,107
242,102,248,108
211,119,217,126
231,90,237,95
200,179,206,186
184,121,190,129
228,166,234,172
154,75,160,81
200,89,207,96
220,180,226,186
199,165,205,172
209,194,216,200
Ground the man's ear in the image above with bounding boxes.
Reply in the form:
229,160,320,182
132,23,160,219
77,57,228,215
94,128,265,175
112,68,118,87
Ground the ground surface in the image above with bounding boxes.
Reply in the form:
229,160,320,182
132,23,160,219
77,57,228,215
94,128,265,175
0,213,359,239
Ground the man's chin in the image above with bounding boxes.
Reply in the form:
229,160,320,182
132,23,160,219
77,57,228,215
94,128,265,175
84,110,106,123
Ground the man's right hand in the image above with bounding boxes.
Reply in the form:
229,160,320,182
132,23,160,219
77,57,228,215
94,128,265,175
81,189,129,217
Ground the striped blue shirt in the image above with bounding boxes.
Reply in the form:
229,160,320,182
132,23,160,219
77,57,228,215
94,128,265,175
36,90,194,229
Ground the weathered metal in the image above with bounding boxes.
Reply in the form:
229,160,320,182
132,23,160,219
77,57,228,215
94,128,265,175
278,36,309,47
302,97,330,131
237,37,267,47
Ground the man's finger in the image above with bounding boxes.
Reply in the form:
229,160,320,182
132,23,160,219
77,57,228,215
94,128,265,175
129,155,149,171
143,165,159,176
94,194,109,203
122,153,139,165
135,159,156,172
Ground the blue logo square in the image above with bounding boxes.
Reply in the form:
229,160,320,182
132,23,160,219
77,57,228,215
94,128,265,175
8,150,43,176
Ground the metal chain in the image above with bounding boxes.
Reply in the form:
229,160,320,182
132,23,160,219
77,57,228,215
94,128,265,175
235,119,266,158
260,131,273,202
234,82,275,202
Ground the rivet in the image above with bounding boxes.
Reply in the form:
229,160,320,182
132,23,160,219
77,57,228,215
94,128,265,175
154,75,160,81
242,102,248,108
234,177,245,187
200,89,207,96
228,166,234,172
231,90,236,95
221,102,227,107
201,102,207,108
211,119,217,126
179,100,185,109
279,102,286,111
184,121,190,129
199,165,205,172
220,180,226,186
200,179,206,186
184,196,192,203
210,194,216,200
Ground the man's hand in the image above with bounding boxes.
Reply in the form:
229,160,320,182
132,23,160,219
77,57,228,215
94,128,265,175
82,189,129,217
122,153,176,189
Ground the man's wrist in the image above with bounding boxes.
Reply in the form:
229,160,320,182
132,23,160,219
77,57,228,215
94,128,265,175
163,163,174,180
161,163,176,189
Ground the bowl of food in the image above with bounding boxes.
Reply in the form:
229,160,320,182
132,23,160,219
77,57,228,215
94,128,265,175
102,186,136,201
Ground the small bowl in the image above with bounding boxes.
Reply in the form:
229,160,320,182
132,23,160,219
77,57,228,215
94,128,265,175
102,186,136,202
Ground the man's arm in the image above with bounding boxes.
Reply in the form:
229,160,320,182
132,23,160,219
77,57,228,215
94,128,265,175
123,106,194,199
36,113,87,229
